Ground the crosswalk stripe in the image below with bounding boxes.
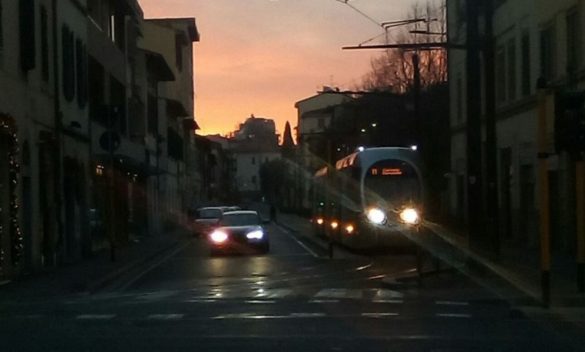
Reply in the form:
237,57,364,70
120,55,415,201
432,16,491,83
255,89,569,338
435,300,469,306
372,299,403,304
371,289,404,299
76,314,115,320
436,313,472,318
315,288,362,299
309,299,340,303
147,314,184,320
361,312,399,318
245,300,276,304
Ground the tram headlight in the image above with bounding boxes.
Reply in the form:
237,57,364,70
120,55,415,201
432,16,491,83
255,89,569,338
366,208,387,225
316,218,324,225
330,221,339,230
345,224,355,234
399,208,420,225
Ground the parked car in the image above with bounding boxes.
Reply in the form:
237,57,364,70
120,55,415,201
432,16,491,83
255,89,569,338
208,210,269,255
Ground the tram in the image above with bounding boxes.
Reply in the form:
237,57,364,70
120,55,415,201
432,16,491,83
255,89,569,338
311,147,425,250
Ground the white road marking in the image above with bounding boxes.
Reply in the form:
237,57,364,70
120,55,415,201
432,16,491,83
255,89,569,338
435,300,469,306
309,299,340,303
137,290,178,301
212,313,288,320
354,263,373,271
119,241,190,291
147,314,184,320
185,299,217,303
290,312,326,318
277,224,319,258
361,312,399,318
257,288,294,298
315,288,363,300
371,289,404,299
245,300,276,304
436,313,472,318
372,299,403,304
76,314,116,320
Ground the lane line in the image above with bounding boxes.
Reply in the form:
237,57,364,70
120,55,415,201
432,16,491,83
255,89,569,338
276,224,319,258
119,241,190,291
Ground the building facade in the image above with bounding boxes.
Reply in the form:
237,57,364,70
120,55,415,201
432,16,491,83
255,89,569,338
0,0,201,281
447,0,583,253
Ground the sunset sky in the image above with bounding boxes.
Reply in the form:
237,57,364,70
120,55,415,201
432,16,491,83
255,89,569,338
139,0,422,137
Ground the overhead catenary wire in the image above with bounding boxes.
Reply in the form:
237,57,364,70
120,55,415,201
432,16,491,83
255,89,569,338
333,0,384,29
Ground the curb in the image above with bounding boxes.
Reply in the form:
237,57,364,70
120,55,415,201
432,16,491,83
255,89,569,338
85,237,187,294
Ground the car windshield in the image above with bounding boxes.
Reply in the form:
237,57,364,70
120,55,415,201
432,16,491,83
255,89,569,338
198,209,222,219
220,213,259,226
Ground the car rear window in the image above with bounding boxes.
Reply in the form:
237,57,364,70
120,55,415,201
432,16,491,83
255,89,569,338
198,209,222,219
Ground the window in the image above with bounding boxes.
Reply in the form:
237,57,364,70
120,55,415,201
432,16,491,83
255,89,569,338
507,39,516,101
566,9,581,74
456,75,463,122
540,25,556,82
0,0,4,60
521,33,531,96
76,39,88,108
496,46,506,103
40,5,49,81
62,25,75,102
19,0,36,72
147,94,158,136
175,34,183,71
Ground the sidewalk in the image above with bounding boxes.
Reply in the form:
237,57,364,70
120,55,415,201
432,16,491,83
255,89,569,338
0,228,190,300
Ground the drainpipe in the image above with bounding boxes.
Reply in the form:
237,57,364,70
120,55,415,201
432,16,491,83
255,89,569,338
51,0,64,265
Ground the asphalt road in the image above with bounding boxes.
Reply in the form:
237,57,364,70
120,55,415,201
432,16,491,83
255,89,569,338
0,224,582,351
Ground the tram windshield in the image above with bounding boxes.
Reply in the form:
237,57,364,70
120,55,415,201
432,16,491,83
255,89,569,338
363,160,420,208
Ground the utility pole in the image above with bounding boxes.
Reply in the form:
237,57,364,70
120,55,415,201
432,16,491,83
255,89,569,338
537,79,551,307
465,1,484,250
483,0,500,255
51,0,63,266
412,53,421,144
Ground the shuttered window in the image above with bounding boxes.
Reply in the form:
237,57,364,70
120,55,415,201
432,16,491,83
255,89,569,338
62,25,75,102
19,0,36,72
40,5,49,82
0,0,4,59
76,38,87,108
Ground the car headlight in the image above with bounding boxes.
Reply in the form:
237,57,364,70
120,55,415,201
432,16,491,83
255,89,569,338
246,230,264,240
210,230,228,243
399,208,420,225
366,208,387,224
316,218,324,225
